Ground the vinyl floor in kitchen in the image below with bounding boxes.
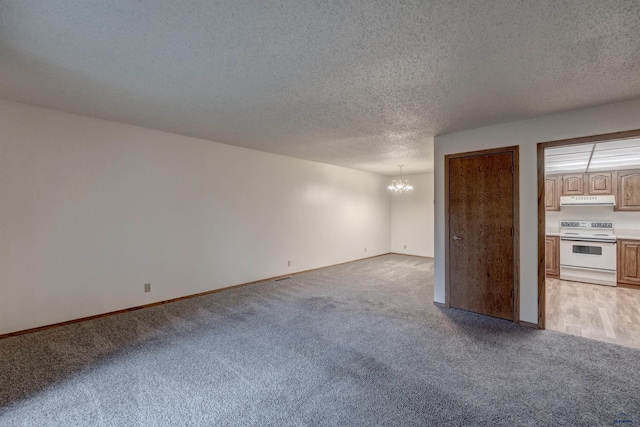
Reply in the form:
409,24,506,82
546,278,640,349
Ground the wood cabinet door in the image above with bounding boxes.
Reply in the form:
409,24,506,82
545,236,559,277
618,240,640,286
616,169,640,211
561,174,586,195
588,171,613,195
545,175,560,211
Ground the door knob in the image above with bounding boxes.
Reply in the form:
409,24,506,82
452,235,463,241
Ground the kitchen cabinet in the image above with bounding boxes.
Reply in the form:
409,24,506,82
545,168,639,209
616,169,640,211
561,173,586,196
617,239,640,286
545,235,560,278
545,175,560,211
587,171,613,195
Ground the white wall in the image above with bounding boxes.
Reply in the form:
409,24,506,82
434,98,640,323
0,99,391,335
390,173,434,257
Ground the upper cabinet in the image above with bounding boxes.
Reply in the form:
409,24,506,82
616,169,640,211
546,168,640,211
544,169,624,211
587,172,613,195
545,171,615,201
545,175,560,211
561,174,586,195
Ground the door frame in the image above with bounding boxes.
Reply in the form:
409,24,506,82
536,129,640,329
445,145,520,323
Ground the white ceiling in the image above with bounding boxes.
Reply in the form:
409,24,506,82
1,1,639,175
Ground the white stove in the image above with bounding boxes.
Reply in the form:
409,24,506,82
559,221,616,243
559,221,617,286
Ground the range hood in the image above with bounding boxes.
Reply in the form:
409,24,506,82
560,195,616,206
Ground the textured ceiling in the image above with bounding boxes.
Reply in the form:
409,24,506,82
1,1,639,175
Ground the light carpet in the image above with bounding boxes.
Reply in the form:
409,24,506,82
1,254,639,426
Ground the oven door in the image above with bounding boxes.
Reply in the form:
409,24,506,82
560,239,617,271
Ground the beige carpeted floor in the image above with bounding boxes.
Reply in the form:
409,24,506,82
1,254,639,426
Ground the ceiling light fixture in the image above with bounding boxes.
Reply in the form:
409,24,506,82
388,165,414,193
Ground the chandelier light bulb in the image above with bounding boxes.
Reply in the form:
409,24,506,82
388,165,413,193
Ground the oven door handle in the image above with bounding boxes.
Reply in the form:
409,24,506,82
560,237,616,243
560,264,616,273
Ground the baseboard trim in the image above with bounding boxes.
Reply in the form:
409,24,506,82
433,303,537,328
389,252,434,259
617,282,640,290
0,252,394,340
518,320,539,329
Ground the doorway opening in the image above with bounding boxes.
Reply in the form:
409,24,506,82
538,129,640,348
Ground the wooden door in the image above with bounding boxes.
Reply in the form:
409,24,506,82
618,239,640,286
561,174,586,195
587,172,613,195
545,236,559,278
616,169,640,211
545,175,560,211
446,147,518,321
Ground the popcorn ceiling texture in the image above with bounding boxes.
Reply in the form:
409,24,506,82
0,1,639,175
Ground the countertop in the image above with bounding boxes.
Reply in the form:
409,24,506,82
545,228,560,236
616,229,640,240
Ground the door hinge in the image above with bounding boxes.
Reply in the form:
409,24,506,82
510,165,514,175
510,228,513,236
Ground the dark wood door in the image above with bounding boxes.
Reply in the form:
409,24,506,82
448,149,516,320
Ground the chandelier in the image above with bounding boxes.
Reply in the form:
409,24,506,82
387,165,414,193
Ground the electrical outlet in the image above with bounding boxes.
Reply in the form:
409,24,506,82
404,244,407,249
287,260,291,267
144,283,151,292
364,248,367,253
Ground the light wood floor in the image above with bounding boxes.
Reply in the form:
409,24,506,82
546,278,640,348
